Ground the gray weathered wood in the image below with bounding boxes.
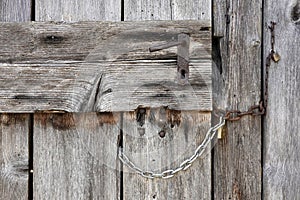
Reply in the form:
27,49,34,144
0,21,211,113
33,113,121,200
0,114,29,200
172,0,211,20
122,110,212,199
123,2,212,200
33,4,123,200
0,0,31,22
36,0,120,21
263,0,300,199
124,0,211,20
212,0,262,199
0,2,30,200
124,0,172,20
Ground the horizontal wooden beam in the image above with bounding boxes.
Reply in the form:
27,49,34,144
0,21,211,112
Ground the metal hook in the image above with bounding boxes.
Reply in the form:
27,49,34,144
149,33,190,84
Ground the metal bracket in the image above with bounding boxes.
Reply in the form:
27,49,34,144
149,33,190,84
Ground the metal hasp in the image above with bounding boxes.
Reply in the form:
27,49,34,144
149,33,190,84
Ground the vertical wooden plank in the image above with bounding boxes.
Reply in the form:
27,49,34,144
212,0,262,199
172,0,211,20
0,1,30,199
124,0,171,20
36,0,121,21
263,0,300,199
33,4,122,200
0,0,31,21
0,114,29,200
124,0,211,20
122,110,212,199
123,1,212,199
33,113,120,200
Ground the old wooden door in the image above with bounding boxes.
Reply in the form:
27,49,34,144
0,0,299,200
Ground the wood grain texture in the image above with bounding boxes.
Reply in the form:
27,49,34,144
0,21,211,113
0,114,29,200
212,0,262,199
124,0,172,20
0,0,31,21
36,0,120,21
123,2,212,200
0,2,30,200
33,113,121,200
263,0,300,199
124,0,211,21
122,110,212,199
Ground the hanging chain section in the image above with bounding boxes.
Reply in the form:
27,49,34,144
225,21,279,121
118,22,279,179
118,116,225,179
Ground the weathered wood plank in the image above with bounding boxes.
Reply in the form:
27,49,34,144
0,114,29,200
263,1,300,199
212,0,262,199
122,110,212,199
33,113,120,200
123,2,212,200
0,0,31,21
124,0,172,20
172,0,211,20
0,21,211,113
0,2,30,200
124,0,211,21
36,0,120,21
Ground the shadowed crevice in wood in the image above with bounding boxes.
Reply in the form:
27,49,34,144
291,0,300,24
212,36,223,74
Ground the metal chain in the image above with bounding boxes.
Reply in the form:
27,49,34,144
224,21,279,121
118,116,225,179
118,22,279,179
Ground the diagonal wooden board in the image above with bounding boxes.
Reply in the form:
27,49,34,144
0,21,211,113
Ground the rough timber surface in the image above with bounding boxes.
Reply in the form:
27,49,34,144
122,110,212,199
122,1,212,200
32,4,123,200
0,2,30,200
33,113,121,200
0,114,29,200
36,0,120,21
212,0,262,199
263,0,300,199
0,21,211,113
0,0,31,22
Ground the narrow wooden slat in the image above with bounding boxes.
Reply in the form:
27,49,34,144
124,0,211,21
212,0,262,199
33,113,120,200
33,3,122,200
122,110,212,199
263,1,300,199
36,0,120,21
124,0,171,20
0,0,31,21
0,21,211,113
0,114,29,200
0,1,30,199
123,1,212,199
172,0,211,20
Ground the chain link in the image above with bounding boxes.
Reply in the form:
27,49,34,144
117,22,278,179
118,116,225,179
222,22,279,121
